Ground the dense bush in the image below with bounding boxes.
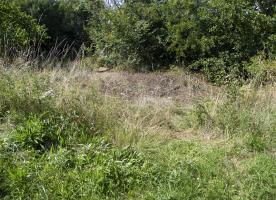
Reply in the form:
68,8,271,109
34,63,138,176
0,2,46,57
92,0,275,82
91,0,173,69
165,0,275,82
1,0,275,82
9,0,104,56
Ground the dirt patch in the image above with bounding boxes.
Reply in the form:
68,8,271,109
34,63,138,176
96,72,217,104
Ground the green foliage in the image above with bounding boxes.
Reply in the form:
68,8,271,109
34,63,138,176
10,112,97,152
0,2,46,56
0,0,275,195
142,142,235,199
92,0,173,69
11,0,104,55
1,0,274,82
248,0,276,16
246,57,276,86
165,0,275,82
90,0,275,82
0,69,51,117
11,116,52,151
1,141,145,199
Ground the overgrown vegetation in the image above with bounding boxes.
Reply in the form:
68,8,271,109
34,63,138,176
0,2,46,58
0,59,275,199
92,0,275,82
1,0,275,82
0,0,275,199
8,0,104,55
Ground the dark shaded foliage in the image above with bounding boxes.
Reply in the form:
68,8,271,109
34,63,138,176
90,0,174,69
9,0,104,57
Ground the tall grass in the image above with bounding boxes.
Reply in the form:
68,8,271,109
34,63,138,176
0,59,275,199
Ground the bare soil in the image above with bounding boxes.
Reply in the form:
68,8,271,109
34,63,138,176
94,71,218,104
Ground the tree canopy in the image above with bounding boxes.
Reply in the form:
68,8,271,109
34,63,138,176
0,0,275,82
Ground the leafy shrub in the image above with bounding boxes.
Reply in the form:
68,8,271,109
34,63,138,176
246,56,276,86
2,0,274,83
11,0,104,56
165,0,275,82
11,115,53,151
91,0,173,69
0,2,46,57
190,57,248,84
91,0,275,82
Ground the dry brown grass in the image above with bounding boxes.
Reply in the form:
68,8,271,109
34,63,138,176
95,71,217,103
41,67,275,147
81,70,223,145
3,63,274,147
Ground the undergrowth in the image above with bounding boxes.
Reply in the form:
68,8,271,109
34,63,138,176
0,65,275,199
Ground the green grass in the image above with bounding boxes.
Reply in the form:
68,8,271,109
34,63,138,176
0,66,275,199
